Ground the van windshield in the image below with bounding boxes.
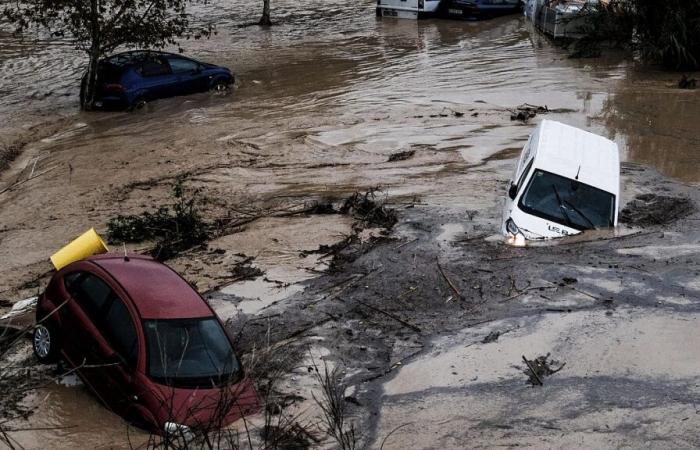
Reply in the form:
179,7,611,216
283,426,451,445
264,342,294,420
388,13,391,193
519,170,615,231
144,318,241,387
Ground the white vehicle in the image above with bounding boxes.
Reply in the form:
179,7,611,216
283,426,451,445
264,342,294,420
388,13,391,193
502,120,619,244
376,0,442,19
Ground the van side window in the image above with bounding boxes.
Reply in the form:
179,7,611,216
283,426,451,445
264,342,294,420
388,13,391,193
102,296,139,367
516,159,534,194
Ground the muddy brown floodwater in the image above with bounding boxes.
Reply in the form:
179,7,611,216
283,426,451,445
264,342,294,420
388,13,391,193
1,0,699,448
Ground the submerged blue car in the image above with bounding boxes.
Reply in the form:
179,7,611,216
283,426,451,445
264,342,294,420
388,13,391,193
442,0,522,19
81,51,234,110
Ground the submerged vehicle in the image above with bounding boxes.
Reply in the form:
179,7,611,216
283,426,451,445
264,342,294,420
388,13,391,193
80,50,234,110
443,0,523,19
524,0,598,39
376,0,521,19
376,0,442,19
33,254,258,433
502,120,619,243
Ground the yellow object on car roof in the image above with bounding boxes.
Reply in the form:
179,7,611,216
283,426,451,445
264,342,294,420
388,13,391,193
50,228,109,270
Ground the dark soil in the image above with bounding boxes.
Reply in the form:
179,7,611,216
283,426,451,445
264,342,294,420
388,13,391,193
619,193,695,226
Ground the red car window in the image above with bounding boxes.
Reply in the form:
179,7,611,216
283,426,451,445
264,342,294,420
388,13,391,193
65,272,111,323
102,296,139,367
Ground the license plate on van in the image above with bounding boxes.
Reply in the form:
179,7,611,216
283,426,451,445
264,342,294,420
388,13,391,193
383,9,398,16
448,8,463,15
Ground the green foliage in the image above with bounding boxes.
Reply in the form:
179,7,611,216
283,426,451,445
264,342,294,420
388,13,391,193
107,179,209,260
573,0,700,70
2,0,211,108
2,0,209,54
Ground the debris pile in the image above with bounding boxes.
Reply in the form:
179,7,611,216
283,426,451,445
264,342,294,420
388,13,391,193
340,189,398,230
510,104,549,122
388,149,416,162
522,353,566,386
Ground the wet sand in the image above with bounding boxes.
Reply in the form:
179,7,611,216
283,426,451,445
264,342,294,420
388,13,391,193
1,1,699,448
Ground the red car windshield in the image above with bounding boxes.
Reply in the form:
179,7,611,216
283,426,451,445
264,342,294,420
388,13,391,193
144,318,241,387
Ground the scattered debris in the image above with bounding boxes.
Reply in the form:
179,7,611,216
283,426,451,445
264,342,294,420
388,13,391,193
340,189,398,230
0,297,37,321
620,194,695,227
510,104,549,122
482,330,501,344
560,277,578,286
522,353,566,386
678,75,697,89
388,150,416,162
230,256,264,282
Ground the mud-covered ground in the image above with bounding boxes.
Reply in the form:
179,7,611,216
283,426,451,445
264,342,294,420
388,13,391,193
212,165,700,449
1,1,700,448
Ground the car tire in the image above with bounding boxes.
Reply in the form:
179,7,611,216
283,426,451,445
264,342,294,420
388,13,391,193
33,322,59,364
130,97,147,111
210,80,230,95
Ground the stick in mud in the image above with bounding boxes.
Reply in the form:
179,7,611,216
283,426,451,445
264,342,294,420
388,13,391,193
436,258,462,300
356,300,421,333
522,355,543,386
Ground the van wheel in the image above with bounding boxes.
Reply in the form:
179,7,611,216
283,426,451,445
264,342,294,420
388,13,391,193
33,322,59,364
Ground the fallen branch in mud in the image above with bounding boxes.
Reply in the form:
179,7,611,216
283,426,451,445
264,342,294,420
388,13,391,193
0,165,58,197
357,300,421,333
436,258,462,300
380,423,413,450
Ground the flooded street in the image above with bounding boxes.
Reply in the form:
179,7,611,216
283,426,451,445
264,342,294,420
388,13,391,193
1,0,699,448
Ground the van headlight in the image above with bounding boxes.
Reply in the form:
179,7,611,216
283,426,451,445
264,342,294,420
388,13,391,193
505,219,526,247
506,218,520,235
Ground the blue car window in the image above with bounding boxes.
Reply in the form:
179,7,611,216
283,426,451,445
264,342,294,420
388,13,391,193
140,57,171,77
168,57,200,74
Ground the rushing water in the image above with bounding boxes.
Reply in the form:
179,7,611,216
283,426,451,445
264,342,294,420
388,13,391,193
1,0,699,447
0,1,698,182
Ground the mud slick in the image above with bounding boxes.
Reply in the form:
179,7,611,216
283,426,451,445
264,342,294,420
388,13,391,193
216,166,700,448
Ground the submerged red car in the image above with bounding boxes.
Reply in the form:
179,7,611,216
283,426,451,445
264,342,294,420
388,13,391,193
33,254,258,433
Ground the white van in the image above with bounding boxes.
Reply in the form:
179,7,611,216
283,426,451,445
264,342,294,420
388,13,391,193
376,0,442,19
502,120,619,244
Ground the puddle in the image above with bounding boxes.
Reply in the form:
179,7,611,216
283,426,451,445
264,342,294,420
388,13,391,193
212,277,306,317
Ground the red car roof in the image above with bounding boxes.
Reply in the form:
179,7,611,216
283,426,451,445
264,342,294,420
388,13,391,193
88,255,213,320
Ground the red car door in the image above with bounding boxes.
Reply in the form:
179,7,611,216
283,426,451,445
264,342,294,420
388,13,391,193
61,271,140,415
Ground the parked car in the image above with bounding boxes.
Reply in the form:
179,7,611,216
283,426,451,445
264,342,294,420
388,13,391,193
32,254,258,433
502,119,620,244
80,50,234,110
442,0,523,19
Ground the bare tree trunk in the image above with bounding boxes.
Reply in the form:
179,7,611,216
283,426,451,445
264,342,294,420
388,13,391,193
259,0,271,26
82,0,101,110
